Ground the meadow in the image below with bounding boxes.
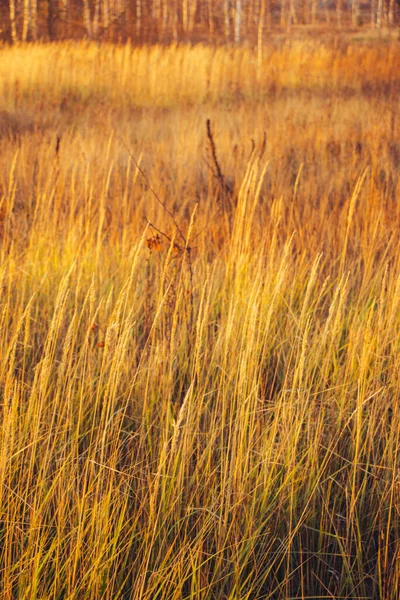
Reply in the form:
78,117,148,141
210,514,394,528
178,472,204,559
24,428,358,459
0,40,400,599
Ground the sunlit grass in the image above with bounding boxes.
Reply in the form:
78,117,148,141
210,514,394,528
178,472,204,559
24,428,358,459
0,41,399,599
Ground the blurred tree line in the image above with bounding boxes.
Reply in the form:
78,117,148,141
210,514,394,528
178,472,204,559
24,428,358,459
0,0,398,43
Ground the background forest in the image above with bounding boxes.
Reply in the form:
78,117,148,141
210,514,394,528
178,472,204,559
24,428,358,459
1,0,400,43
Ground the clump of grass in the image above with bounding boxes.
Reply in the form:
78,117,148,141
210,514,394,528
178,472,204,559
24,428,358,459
0,40,399,599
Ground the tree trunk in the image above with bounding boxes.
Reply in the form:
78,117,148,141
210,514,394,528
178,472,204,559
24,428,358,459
48,0,59,39
59,0,68,37
224,0,230,39
266,0,271,29
182,0,188,31
311,0,318,24
93,0,100,37
188,0,197,31
289,0,298,24
352,0,359,26
208,0,214,34
22,0,30,41
336,0,342,27
31,0,37,39
9,0,19,42
162,0,168,38
257,0,265,80
388,0,395,24
83,0,92,37
371,0,377,25
136,0,141,38
102,0,110,34
323,0,330,23
172,0,178,40
235,0,241,43
281,0,287,27
376,0,382,27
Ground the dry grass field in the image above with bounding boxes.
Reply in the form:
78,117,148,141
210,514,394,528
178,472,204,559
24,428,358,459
0,40,400,599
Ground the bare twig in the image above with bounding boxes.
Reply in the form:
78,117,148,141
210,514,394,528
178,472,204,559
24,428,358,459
206,119,232,201
55,135,61,157
191,205,221,244
259,131,267,160
145,218,173,244
117,134,187,245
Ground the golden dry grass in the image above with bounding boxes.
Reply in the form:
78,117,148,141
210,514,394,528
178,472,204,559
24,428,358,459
0,41,399,599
